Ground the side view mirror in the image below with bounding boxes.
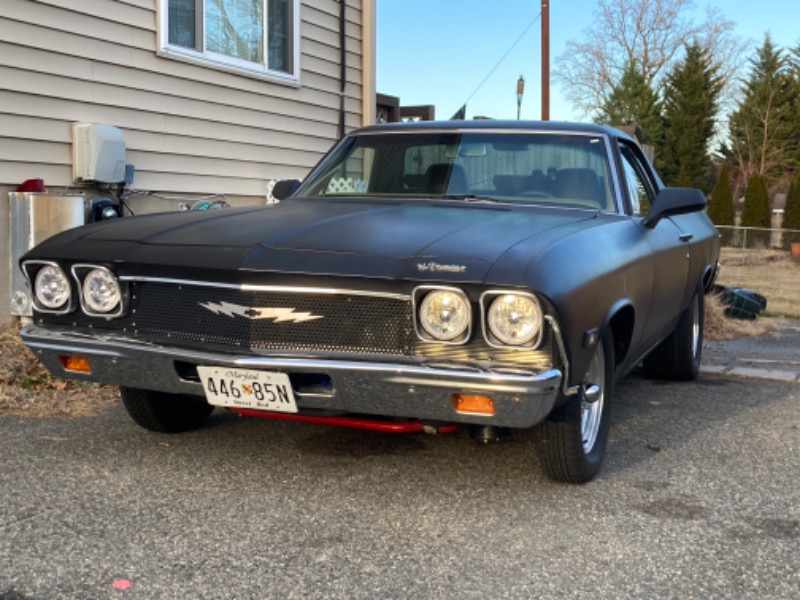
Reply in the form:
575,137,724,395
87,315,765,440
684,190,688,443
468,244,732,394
642,187,706,228
272,179,301,201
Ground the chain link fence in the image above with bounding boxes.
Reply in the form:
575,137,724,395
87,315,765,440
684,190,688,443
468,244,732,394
715,225,800,253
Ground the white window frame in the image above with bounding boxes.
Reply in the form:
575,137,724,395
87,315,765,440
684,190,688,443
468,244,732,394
157,0,301,85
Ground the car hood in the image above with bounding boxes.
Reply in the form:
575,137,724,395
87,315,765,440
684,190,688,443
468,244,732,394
33,199,600,283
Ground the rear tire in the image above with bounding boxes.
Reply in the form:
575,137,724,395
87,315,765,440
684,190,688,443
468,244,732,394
643,285,704,381
536,329,614,484
120,387,213,433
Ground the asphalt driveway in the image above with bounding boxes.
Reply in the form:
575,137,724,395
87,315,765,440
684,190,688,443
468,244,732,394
1,373,798,599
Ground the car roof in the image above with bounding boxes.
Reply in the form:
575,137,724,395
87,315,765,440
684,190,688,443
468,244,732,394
353,120,633,141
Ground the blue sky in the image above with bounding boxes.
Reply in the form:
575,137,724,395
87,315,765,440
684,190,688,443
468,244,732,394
376,0,800,122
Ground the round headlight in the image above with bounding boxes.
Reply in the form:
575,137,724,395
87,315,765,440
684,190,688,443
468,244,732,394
82,268,121,314
34,265,71,310
487,294,542,346
419,290,470,342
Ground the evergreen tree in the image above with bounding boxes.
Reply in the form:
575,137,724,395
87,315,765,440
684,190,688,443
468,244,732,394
708,163,734,226
784,170,800,247
788,43,800,169
740,173,772,247
677,165,692,187
659,43,723,190
708,163,735,245
729,35,797,189
595,60,663,149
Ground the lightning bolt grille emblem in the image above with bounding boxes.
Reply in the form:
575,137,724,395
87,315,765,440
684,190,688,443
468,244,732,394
199,301,323,323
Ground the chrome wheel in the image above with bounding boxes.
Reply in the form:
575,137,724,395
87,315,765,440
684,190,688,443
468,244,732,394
537,328,614,484
690,293,701,360
581,341,605,453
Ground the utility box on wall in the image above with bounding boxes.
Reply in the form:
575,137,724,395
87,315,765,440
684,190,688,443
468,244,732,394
8,192,85,317
72,123,126,183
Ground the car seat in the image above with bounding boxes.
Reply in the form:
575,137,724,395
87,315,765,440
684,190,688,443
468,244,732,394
424,163,469,195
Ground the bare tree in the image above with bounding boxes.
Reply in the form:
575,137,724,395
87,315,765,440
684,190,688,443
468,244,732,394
556,0,745,117
728,36,798,197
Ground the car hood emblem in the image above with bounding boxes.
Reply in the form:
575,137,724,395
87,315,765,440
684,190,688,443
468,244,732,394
199,301,323,323
417,261,467,274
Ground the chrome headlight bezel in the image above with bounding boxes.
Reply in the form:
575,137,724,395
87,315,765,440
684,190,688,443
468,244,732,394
413,286,472,345
481,290,544,349
71,264,127,318
28,261,73,313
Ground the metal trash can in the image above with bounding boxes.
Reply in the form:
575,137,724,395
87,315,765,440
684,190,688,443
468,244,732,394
8,192,85,317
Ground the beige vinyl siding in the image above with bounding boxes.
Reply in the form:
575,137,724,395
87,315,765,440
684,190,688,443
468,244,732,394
0,0,369,200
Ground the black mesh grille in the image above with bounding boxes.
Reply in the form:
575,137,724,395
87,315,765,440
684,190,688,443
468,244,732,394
40,280,554,367
130,282,416,356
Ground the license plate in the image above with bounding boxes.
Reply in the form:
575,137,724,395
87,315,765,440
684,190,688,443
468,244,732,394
197,366,297,413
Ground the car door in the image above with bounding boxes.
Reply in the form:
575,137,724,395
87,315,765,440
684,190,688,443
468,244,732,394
618,141,690,345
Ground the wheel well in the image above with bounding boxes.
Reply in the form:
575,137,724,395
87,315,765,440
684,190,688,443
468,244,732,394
608,305,635,367
702,262,720,293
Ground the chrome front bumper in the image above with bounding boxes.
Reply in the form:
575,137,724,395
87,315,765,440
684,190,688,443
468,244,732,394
20,324,563,428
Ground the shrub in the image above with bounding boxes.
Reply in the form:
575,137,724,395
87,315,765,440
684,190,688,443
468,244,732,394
784,170,800,247
708,164,735,245
677,165,692,187
708,164,734,225
740,173,771,247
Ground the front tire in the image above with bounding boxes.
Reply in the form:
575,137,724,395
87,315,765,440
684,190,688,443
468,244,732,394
643,285,704,381
536,329,614,484
120,387,213,433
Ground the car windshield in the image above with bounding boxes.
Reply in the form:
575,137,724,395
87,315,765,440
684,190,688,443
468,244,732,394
295,130,617,211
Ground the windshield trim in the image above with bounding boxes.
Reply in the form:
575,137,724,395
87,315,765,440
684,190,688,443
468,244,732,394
295,129,626,214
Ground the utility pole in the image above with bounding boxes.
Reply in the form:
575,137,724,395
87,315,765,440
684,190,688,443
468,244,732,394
517,75,525,120
541,0,550,120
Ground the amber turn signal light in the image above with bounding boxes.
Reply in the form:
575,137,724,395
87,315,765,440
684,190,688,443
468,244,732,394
452,394,495,416
58,355,92,373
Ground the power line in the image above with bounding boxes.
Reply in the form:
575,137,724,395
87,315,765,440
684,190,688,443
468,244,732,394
459,13,542,110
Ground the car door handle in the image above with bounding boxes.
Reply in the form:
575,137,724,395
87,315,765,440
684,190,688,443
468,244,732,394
679,233,694,242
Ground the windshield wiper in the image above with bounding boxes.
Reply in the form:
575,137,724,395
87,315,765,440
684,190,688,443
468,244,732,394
440,194,509,204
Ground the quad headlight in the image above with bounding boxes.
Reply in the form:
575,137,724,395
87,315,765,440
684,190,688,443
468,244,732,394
484,292,543,347
33,264,71,310
81,267,122,315
25,261,126,317
416,288,471,343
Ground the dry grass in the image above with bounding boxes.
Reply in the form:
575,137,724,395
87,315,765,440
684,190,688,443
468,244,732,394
704,289,781,341
717,248,800,319
0,322,117,417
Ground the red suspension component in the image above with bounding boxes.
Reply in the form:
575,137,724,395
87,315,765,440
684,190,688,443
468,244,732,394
231,408,459,434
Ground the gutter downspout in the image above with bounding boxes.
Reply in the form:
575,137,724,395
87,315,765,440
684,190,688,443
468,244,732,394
360,0,376,126
338,0,346,139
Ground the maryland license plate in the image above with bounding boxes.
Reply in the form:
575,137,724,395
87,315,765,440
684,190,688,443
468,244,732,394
197,366,297,413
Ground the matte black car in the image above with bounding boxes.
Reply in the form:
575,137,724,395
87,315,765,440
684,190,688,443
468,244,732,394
19,121,720,483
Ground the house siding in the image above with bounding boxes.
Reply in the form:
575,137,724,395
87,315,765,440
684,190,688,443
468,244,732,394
0,0,367,195
0,0,373,324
